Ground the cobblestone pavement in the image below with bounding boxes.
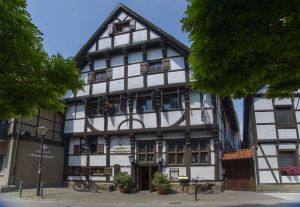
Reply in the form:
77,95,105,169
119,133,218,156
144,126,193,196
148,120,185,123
0,188,299,207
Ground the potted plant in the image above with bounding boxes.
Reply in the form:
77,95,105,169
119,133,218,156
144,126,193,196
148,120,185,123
152,171,171,195
114,172,133,193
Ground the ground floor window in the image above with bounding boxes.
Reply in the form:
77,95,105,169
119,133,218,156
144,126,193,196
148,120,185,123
167,140,185,165
279,151,300,175
138,142,155,163
191,140,210,165
169,168,179,179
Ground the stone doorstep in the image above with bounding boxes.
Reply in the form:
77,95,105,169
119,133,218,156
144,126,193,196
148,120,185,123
0,185,17,193
257,184,300,193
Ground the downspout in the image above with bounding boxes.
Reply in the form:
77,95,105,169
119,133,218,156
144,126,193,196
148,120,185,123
10,116,22,186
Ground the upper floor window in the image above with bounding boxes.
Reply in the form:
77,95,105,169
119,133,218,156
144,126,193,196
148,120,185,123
275,106,295,127
73,138,86,155
163,94,180,111
148,61,163,74
88,102,103,117
136,96,153,113
94,71,107,82
107,98,127,116
115,21,130,34
191,140,210,165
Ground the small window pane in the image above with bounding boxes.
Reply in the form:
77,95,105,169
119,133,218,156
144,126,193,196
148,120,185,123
275,108,293,127
168,143,176,152
95,71,107,81
279,151,297,167
147,154,155,162
168,153,176,164
139,144,145,153
200,141,208,150
170,168,179,179
200,152,208,164
177,153,184,164
148,61,162,74
147,143,154,152
139,154,145,162
192,152,199,163
177,143,184,152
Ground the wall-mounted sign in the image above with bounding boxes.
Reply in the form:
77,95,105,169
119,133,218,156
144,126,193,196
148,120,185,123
27,144,55,159
110,137,130,154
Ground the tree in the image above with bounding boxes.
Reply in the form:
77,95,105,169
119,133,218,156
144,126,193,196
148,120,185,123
0,0,83,118
182,0,300,98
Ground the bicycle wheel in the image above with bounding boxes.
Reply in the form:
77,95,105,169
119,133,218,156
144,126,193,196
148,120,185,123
73,182,84,191
89,182,98,193
187,185,195,195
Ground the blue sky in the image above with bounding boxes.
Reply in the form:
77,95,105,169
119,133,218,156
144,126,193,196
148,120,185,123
27,0,243,135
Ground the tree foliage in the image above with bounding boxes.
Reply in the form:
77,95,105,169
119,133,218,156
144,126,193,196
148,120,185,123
182,0,300,98
0,0,83,118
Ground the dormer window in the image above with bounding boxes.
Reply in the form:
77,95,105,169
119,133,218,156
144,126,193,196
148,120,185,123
115,21,130,34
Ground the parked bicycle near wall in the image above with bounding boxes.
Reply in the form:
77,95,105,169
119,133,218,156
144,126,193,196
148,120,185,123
187,177,218,195
73,175,98,192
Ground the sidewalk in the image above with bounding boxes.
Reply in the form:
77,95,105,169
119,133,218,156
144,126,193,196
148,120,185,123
0,188,298,207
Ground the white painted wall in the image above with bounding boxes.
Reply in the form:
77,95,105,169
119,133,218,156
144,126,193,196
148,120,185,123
274,98,292,105
98,38,111,50
112,66,124,79
92,82,106,94
128,63,141,77
190,166,215,180
168,71,186,84
128,52,143,64
147,48,162,60
128,76,143,89
149,31,159,39
133,113,157,129
255,112,275,123
257,144,277,156
132,30,147,43
69,138,80,154
190,109,213,125
68,156,87,166
170,57,185,70
161,111,184,127
254,98,273,110
64,119,85,133
110,155,131,166
278,129,298,139
94,59,106,70
147,73,164,86
256,125,277,140
111,55,124,67
88,117,105,131
259,170,279,183
107,115,129,131
110,79,124,92
167,47,179,57
163,167,186,178
281,175,300,183
135,21,146,30
76,85,90,97
114,33,130,46
90,155,106,166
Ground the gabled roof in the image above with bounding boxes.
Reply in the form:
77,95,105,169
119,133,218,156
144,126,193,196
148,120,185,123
74,3,189,66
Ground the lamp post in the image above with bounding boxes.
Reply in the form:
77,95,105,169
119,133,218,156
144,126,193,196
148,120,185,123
128,155,135,188
157,154,162,171
36,126,48,196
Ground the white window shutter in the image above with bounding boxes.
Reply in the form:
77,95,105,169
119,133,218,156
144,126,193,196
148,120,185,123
130,20,136,30
108,23,114,34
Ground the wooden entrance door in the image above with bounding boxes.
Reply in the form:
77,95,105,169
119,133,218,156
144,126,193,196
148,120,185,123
138,166,158,191
224,159,255,191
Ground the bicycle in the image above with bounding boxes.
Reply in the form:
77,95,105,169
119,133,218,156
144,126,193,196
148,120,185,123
73,175,98,192
187,177,218,195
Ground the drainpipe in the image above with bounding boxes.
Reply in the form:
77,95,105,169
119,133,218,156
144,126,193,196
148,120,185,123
10,116,22,186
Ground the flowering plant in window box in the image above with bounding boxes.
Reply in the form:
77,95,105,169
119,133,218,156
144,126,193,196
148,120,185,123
280,166,300,175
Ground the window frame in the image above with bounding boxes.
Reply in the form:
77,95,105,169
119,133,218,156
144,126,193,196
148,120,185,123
274,106,296,128
162,93,181,111
166,140,185,166
94,70,108,82
114,20,131,35
72,138,87,155
190,139,210,166
169,168,180,180
88,101,104,118
136,95,154,114
138,142,156,164
90,137,105,155
278,150,299,168
147,60,163,74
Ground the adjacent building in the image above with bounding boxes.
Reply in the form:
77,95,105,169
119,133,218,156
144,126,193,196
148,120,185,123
63,4,240,191
243,89,300,192
0,111,64,190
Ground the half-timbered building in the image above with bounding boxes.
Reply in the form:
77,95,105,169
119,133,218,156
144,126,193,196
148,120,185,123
64,4,240,191
244,89,300,192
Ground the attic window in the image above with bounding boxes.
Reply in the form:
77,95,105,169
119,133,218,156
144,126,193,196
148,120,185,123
115,21,130,34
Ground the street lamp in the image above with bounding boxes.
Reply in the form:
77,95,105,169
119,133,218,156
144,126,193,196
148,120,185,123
157,154,162,171
128,155,134,163
36,126,48,196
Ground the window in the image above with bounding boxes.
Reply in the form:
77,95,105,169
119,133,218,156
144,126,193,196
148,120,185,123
167,141,185,165
163,94,179,111
88,102,103,117
170,168,179,179
0,155,4,173
148,61,163,74
191,140,210,165
107,96,127,116
279,151,297,167
275,107,295,127
90,138,104,155
94,71,107,82
115,21,130,34
73,138,86,155
138,142,155,163
136,96,153,113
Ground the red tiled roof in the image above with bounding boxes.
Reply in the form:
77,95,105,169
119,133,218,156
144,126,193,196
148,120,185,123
222,149,254,160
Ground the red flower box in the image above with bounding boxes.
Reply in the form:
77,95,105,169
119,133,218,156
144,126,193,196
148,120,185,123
280,166,300,175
